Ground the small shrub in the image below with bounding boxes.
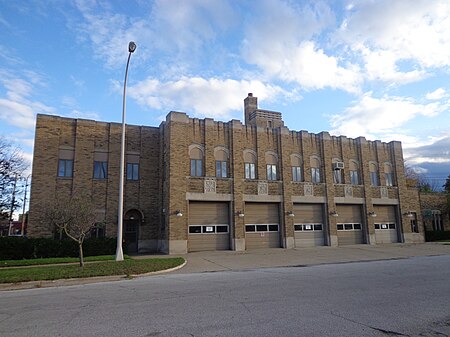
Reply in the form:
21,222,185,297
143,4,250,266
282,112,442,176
425,230,450,241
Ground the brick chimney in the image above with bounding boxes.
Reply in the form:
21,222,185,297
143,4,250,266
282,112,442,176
244,93,257,125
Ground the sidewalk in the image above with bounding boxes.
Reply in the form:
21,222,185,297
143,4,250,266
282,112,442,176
170,242,450,274
1,243,449,291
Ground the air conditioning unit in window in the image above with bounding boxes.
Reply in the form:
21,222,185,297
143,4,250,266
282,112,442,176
333,162,345,170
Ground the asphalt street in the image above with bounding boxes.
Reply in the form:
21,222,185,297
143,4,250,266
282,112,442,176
1,254,449,337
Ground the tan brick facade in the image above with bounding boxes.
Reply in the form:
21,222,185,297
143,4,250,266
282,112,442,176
29,94,425,254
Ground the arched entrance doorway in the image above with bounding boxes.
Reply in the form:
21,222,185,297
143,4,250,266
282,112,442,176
124,209,142,254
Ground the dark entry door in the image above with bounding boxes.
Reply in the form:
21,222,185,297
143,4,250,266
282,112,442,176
124,220,139,253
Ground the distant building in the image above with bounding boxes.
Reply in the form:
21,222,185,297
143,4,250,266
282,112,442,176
420,193,449,231
28,94,424,254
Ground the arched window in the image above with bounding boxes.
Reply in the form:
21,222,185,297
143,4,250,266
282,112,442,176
384,163,394,186
291,154,302,182
332,158,343,184
310,156,321,183
189,146,203,177
244,150,256,179
215,147,229,178
369,162,379,186
266,152,278,181
349,160,359,185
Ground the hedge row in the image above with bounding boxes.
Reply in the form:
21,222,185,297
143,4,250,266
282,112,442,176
0,237,119,260
425,231,450,242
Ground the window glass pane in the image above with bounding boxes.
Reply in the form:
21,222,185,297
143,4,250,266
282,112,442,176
272,165,277,180
189,226,201,234
197,160,202,176
337,224,344,230
222,161,227,178
294,225,302,231
268,225,278,232
350,171,359,185
375,224,380,229
216,161,221,177
314,224,323,231
245,225,255,232
256,225,267,232
66,160,73,177
202,226,215,233
245,163,250,179
304,224,313,231
127,163,132,180
58,160,65,177
371,172,379,186
344,224,353,230
250,163,255,179
267,165,271,180
388,223,396,229
354,223,361,230
190,160,196,176
216,225,228,233
133,163,139,180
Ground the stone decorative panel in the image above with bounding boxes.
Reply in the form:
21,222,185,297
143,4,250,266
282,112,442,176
204,179,216,193
381,186,388,199
258,182,268,195
344,185,353,198
304,184,313,196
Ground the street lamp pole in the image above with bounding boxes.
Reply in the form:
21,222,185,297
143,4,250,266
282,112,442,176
116,41,137,262
21,174,31,236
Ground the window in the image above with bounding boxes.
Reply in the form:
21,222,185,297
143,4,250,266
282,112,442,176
385,173,394,187
333,169,343,184
337,223,362,231
216,161,227,178
244,150,257,179
190,159,203,177
384,163,394,186
90,223,105,238
310,157,321,183
58,159,73,177
432,210,443,231
245,224,279,232
369,163,379,186
312,168,321,183
215,148,229,178
292,166,302,182
93,161,108,179
189,146,204,177
245,163,256,179
127,163,139,180
350,171,359,185
267,164,277,180
266,153,278,181
294,224,323,231
374,223,396,230
188,225,229,234
410,212,419,233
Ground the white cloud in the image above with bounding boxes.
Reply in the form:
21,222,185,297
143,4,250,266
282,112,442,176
340,0,450,82
0,72,54,130
426,88,447,100
242,1,361,93
128,76,287,119
330,92,449,139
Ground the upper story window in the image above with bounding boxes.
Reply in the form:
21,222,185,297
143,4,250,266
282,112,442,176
57,148,74,178
369,162,379,186
126,154,140,181
310,156,321,183
215,148,229,178
349,160,359,185
384,163,394,186
291,154,302,182
332,159,343,184
189,146,203,177
93,151,108,179
266,152,278,181
244,150,257,179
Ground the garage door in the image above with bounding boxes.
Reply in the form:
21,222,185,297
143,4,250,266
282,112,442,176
374,205,398,243
336,205,364,245
245,203,280,249
188,202,230,252
293,204,325,247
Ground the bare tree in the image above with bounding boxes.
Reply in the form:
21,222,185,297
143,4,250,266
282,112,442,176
0,137,28,216
46,195,99,267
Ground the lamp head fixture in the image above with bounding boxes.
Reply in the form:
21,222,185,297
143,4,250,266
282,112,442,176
368,212,377,217
330,211,339,217
404,211,414,218
175,210,183,217
286,211,295,217
128,41,137,53
236,211,245,218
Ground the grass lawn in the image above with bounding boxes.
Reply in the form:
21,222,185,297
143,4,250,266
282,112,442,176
0,257,185,283
0,255,131,267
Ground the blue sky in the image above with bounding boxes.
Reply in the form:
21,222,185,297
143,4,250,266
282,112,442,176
1,0,449,188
